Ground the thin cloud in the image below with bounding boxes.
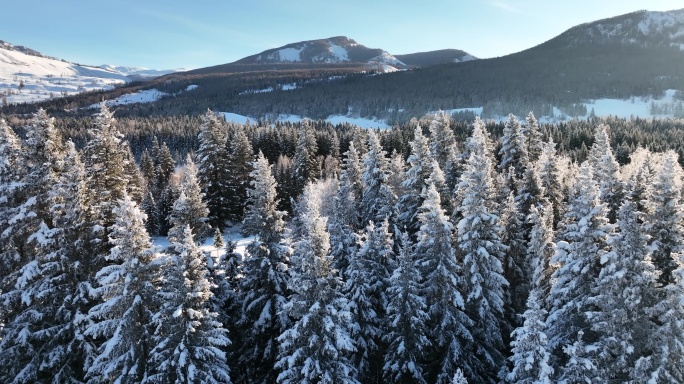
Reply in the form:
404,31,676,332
490,1,523,14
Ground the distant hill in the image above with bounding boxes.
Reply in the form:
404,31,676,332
0,40,183,105
395,49,477,67
6,9,684,122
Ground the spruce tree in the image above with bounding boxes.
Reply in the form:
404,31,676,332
383,231,431,384
360,130,396,225
167,155,211,241
276,184,358,384
147,225,231,384
588,124,623,223
196,109,231,230
523,112,544,163
396,126,433,236
344,219,393,381
417,183,472,383
537,139,564,228
586,201,657,382
225,126,253,223
292,121,320,196
236,151,290,383
546,163,613,372
84,194,159,384
455,118,508,383
645,150,684,287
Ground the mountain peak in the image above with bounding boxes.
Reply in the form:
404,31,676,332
234,36,406,68
553,9,684,49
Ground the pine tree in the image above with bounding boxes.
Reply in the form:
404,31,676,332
537,139,564,228
396,126,433,236
417,183,472,383
499,114,530,181
82,103,130,264
558,331,600,384
360,130,396,225
383,231,431,384
196,109,231,230
344,219,393,381
588,124,623,223
586,201,657,382
167,155,211,241
428,111,457,175
455,118,508,383
526,204,555,306
329,142,363,275
147,225,231,384
225,126,254,223
84,194,159,384
292,121,320,196
236,151,290,384
0,141,94,383
523,112,544,163
276,184,359,384
507,290,554,384
507,204,555,384
546,163,612,370
645,150,684,287
500,192,528,331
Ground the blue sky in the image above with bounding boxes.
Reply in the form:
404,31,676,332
2,1,682,69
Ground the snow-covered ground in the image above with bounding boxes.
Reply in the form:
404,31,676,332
152,225,255,264
87,89,169,108
0,47,128,104
220,111,391,129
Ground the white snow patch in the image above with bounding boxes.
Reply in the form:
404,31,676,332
220,112,252,124
271,47,303,62
88,89,168,108
185,84,198,91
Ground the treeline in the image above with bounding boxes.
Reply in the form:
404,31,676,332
3,106,684,383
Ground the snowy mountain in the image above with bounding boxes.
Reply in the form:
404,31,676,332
548,9,684,49
395,49,478,67
0,40,183,105
98,65,187,80
234,36,408,70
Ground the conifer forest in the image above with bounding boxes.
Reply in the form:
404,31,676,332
4,105,684,383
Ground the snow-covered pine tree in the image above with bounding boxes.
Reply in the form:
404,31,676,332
84,194,159,384
82,103,131,263
537,139,565,228
455,118,508,383
526,204,556,307
329,141,363,275
507,203,555,384
0,118,25,296
396,126,434,236
428,111,457,175
0,141,95,383
147,225,231,384
360,130,396,226
236,151,291,383
644,150,684,287
292,121,320,196
523,112,544,163
417,182,472,383
387,150,407,198
151,142,176,235
635,257,684,383
276,184,359,384
499,114,530,182
587,124,623,223
500,192,528,333
167,154,211,241
383,231,431,384
224,126,253,223
344,219,393,381
196,109,231,231
507,289,554,384
558,331,600,384
546,163,613,373
586,201,657,382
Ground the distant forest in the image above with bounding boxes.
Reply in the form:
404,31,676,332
3,105,684,383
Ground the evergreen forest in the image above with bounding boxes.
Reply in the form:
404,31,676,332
3,105,684,383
